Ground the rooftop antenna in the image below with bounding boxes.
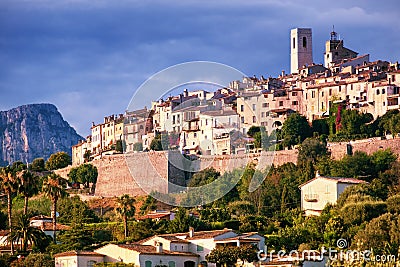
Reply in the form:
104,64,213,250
330,25,338,41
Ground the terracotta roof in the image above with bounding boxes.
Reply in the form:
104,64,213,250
0,230,10,236
299,176,367,188
201,109,237,117
40,222,71,231
55,250,104,258
117,244,199,256
186,229,232,240
138,229,233,243
137,213,170,220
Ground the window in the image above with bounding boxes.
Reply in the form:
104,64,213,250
339,86,342,92
87,261,97,267
261,112,265,118
293,37,296,49
240,105,244,112
292,101,298,105
262,103,269,108
197,244,204,252
279,101,283,106
253,116,256,123
382,89,386,94
172,115,175,124
194,133,197,138
311,91,315,98
169,261,176,267
321,92,324,97
376,89,380,95
241,117,244,123
329,89,332,96
302,36,307,48
321,102,324,110
292,92,298,96
252,104,256,111
145,261,152,267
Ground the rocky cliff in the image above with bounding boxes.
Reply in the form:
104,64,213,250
0,103,83,166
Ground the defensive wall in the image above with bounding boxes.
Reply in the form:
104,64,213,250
55,138,400,197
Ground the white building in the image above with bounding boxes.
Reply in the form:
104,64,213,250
299,174,367,216
54,228,265,267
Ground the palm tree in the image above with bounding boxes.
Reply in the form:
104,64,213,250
42,173,68,244
8,213,45,252
0,166,18,254
115,194,136,238
17,170,39,215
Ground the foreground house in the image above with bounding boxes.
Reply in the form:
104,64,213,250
54,228,265,267
299,174,367,216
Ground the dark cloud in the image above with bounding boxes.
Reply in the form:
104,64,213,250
0,0,399,135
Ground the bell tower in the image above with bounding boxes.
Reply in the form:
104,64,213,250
290,28,313,74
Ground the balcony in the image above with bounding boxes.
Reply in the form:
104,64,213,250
304,193,319,202
182,125,199,132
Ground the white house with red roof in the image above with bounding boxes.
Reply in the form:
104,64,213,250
299,173,367,216
54,228,264,267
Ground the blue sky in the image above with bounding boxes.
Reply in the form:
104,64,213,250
0,0,399,136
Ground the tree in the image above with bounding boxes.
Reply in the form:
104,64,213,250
115,140,124,153
68,164,98,191
45,152,71,170
0,166,18,254
206,246,239,267
297,138,328,167
353,213,398,255
281,112,312,148
30,158,45,172
42,173,68,244
115,194,136,238
15,253,53,267
57,196,99,224
17,170,40,215
237,245,259,264
150,134,169,151
83,150,92,163
140,195,157,215
169,208,198,233
8,213,47,252
133,142,143,152
187,168,220,187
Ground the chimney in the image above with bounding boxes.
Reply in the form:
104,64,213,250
189,227,194,238
155,242,163,253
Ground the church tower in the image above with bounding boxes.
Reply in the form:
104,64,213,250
290,28,313,74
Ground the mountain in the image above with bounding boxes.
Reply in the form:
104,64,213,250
0,103,83,166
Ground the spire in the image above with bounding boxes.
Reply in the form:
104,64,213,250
330,25,338,41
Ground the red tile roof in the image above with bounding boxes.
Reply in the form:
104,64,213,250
117,244,199,257
55,250,104,258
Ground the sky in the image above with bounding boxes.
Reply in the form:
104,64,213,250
0,0,399,136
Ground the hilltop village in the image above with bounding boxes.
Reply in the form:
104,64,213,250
1,28,400,267
72,28,400,164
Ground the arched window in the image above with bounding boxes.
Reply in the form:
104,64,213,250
303,36,307,48
145,261,152,267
